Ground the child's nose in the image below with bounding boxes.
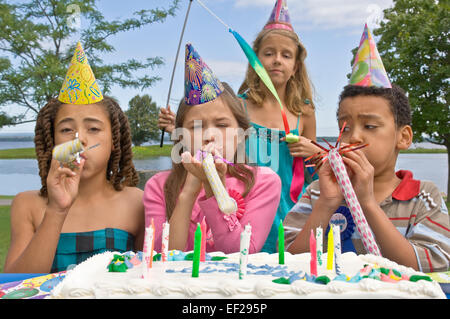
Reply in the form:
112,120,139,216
76,131,88,148
349,129,364,145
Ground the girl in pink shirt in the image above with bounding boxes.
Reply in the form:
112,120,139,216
143,43,280,254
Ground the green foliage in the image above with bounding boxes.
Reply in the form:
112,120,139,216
125,94,160,146
374,0,449,148
0,0,180,127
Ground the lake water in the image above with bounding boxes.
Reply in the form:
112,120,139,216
0,153,447,196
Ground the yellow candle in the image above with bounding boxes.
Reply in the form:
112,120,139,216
327,225,334,271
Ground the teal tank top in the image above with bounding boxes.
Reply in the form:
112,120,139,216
51,228,135,273
240,95,316,253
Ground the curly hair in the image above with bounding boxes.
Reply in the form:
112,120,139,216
238,28,315,116
337,84,412,128
34,96,139,197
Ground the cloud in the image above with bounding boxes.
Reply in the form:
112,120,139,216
233,0,393,31
207,60,247,79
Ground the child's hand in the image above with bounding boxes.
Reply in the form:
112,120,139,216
317,159,344,211
158,105,175,134
46,158,85,213
342,149,376,207
181,144,227,197
281,135,323,158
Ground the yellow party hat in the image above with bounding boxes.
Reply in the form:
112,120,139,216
58,42,103,104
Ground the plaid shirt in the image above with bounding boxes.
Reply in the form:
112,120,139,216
284,170,450,273
51,228,134,273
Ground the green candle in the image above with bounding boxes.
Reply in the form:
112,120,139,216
278,221,285,264
192,223,202,277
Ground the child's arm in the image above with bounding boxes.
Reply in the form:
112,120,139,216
4,159,84,273
143,171,202,252
286,160,344,254
343,150,419,269
198,167,281,254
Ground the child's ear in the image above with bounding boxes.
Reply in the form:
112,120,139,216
397,125,413,150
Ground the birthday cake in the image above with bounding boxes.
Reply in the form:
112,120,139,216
49,250,445,299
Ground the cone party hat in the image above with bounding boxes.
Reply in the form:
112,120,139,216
349,24,391,88
264,0,294,31
58,42,103,104
184,43,224,105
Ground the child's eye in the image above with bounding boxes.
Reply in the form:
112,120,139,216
365,124,377,129
88,127,101,133
60,128,73,134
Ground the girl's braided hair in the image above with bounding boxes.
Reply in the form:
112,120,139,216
34,96,139,197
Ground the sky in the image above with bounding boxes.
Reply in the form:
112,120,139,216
0,0,394,136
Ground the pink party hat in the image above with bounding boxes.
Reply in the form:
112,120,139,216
349,24,391,88
184,43,224,105
264,0,294,31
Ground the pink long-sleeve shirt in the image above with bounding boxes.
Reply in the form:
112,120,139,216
143,166,281,254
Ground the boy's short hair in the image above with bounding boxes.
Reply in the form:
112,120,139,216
337,84,412,128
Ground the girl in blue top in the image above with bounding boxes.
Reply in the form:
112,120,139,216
158,1,322,252
4,43,144,273
237,1,321,252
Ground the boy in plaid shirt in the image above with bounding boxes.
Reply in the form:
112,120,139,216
284,84,449,272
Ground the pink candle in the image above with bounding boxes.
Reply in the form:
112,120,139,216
328,149,381,256
200,216,207,262
150,218,155,268
310,229,318,276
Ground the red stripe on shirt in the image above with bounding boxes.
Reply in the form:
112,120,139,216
425,216,450,232
424,248,434,273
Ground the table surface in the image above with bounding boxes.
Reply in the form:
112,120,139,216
0,273,449,298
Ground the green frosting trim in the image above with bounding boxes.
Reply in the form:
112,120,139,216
315,276,331,285
108,262,128,272
392,269,402,277
409,275,432,282
184,252,194,261
211,256,228,261
380,267,389,275
272,277,291,285
153,253,161,261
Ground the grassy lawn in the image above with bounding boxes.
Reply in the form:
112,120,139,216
0,144,173,160
0,205,11,273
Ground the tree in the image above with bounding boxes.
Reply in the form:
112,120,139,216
352,0,449,201
0,0,179,127
125,94,160,146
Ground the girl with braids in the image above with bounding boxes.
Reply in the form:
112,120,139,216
4,43,144,273
144,44,280,254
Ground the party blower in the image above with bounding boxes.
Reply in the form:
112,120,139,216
52,134,99,168
201,152,237,214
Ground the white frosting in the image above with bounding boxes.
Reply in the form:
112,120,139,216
50,251,445,299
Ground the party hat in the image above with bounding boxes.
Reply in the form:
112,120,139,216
349,24,391,88
184,43,224,105
264,0,294,31
58,42,104,104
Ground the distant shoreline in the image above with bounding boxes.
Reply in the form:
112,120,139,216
0,145,447,160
